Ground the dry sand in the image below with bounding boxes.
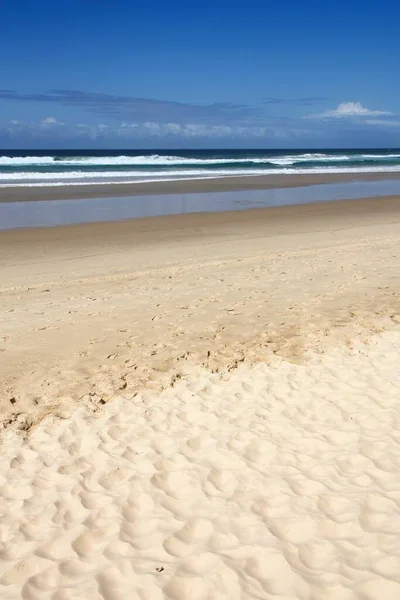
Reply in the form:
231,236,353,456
1,194,400,598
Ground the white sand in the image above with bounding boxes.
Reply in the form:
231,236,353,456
1,197,400,598
1,330,400,599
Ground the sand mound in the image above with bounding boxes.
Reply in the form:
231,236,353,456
1,329,400,599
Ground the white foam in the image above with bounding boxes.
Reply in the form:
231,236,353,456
1,164,400,187
0,152,394,168
267,154,351,165
0,156,57,166
0,153,333,167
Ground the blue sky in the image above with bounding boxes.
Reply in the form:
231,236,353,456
1,0,399,148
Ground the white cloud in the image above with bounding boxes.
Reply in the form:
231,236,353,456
2,118,270,140
308,102,392,119
2,117,67,138
115,121,270,138
364,119,400,127
1,117,319,142
41,116,59,125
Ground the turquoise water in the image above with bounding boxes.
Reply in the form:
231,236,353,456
1,179,400,230
1,149,400,186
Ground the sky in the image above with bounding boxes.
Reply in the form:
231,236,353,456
0,0,399,149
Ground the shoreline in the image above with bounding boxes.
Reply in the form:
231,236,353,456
1,193,400,240
2,170,400,202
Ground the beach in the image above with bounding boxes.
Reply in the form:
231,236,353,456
2,170,400,202
1,187,400,598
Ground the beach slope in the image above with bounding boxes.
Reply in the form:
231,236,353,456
1,195,400,598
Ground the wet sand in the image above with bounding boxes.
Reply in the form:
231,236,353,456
2,170,400,202
2,193,400,414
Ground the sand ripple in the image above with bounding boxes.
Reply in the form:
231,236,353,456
1,330,400,599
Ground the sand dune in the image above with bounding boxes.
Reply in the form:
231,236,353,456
1,195,400,597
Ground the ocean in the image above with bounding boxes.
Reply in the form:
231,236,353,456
1,149,400,187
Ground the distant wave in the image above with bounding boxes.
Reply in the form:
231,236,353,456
1,150,400,187
2,152,400,168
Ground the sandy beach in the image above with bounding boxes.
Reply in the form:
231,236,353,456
1,192,400,598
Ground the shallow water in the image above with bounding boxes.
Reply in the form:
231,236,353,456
1,179,400,230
